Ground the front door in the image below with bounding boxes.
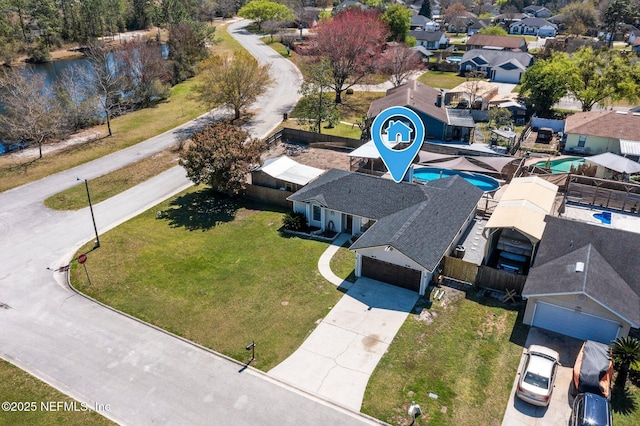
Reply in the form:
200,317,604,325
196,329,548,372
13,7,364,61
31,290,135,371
345,215,353,234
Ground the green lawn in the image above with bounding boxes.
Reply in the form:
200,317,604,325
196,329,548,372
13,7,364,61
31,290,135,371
0,360,113,425
418,71,468,89
362,290,528,425
71,188,342,371
330,245,356,283
612,369,640,426
44,149,180,210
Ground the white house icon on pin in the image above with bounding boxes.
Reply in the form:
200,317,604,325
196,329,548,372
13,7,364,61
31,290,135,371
386,120,413,143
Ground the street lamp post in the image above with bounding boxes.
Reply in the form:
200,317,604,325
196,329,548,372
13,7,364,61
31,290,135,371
78,178,100,249
299,23,303,40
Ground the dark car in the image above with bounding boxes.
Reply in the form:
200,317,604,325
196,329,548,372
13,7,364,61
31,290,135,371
571,392,612,426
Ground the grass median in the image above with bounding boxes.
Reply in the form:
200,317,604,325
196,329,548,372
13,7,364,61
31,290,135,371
71,188,342,371
0,359,113,425
362,289,528,425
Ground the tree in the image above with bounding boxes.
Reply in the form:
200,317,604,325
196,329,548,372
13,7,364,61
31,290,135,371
0,69,66,159
167,21,215,83
312,8,388,103
443,2,467,35
519,52,572,116
603,0,637,48
610,336,640,390
195,51,274,121
379,43,423,87
418,0,431,18
561,2,598,36
84,41,128,136
296,58,340,133
120,38,172,107
478,25,507,36
382,4,412,42
238,0,295,32
567,47,639,111
54,65,101,132
489,107,512,129
462,70,488,108
179,121,265,195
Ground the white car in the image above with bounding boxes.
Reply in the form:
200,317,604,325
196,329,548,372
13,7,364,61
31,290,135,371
516,344,560,406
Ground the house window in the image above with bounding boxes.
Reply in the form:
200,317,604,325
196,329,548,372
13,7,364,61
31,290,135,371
312,205,321,222
578,135,586,147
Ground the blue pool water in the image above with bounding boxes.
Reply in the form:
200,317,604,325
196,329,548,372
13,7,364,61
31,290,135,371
533,157,585,173
593,212,611,224
412,167,500,192
447,56,462,62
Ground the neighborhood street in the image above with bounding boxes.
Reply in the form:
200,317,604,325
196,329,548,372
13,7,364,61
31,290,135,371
0,20,380,426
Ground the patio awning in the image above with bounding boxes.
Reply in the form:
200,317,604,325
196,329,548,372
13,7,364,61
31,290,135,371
471,156,519,173
419,156,496,173
619,139,640,157
417,151,457,163
348,139,399,159
585,152,640,174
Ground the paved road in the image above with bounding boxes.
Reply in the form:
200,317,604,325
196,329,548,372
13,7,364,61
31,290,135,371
0,20,380,425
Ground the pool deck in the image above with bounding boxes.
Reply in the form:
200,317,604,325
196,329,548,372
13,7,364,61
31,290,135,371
456,217,489,266
561,204,640,235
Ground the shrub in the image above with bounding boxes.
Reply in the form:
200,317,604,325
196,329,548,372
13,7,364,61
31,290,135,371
282,211,306,231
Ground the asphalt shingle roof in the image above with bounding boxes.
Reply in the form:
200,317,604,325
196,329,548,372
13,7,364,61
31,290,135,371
523,216,640,325
564,111,640,140
461,49,533,69
289,170,483,270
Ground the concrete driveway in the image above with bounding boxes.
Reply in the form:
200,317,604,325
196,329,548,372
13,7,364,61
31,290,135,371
269,278,419,411
502,327,583,426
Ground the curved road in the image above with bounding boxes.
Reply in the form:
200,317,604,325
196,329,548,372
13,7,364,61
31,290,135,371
0,20,379,425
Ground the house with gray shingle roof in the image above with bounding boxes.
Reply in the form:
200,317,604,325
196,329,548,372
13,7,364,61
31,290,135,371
522,216,640,343
368,80,475,143
465,34,528,52
460,49,533,83
409,30,449,49
509,17,557,37
288,169,483,294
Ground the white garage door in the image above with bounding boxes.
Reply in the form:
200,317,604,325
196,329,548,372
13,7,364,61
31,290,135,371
532,301,621,344
492,70,521,84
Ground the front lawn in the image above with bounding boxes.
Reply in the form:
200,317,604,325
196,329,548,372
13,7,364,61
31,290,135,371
362,288,528,425
418,71,468,89
71,188,342,371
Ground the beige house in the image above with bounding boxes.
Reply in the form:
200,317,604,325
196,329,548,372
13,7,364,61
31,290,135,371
564,110,640,157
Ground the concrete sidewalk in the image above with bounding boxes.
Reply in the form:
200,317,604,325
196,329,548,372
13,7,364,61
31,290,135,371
269,278,419,411
317,233,352,287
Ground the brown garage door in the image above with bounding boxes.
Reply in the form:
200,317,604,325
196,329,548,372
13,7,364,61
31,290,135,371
361,256,421,292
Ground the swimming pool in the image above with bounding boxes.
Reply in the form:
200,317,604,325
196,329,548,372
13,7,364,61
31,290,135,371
533,157,585,173
412,167,500,192
447,56,462,62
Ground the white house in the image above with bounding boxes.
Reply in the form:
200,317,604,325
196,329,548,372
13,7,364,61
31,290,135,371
509,17,557,37
288,169,483,294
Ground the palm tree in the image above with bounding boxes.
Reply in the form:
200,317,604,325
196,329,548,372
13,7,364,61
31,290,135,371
610,336,640,390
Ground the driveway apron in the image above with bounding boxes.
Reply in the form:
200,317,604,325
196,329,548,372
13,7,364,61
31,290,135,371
269,278,419,411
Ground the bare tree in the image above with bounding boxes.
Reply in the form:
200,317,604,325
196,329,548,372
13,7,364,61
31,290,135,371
120,37,172,108
84,41,128,136
54,64,101,132
463,70,488,109
0,69,66,159
380,44,423,87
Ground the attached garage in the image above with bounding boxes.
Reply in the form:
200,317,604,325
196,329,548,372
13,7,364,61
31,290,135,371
361,256,421,293
531,301,621,344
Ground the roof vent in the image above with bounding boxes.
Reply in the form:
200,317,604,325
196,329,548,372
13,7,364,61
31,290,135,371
575,262,584,272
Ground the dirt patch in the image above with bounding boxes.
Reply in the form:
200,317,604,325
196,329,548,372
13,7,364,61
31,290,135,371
477,312,507,338
264,141,351,171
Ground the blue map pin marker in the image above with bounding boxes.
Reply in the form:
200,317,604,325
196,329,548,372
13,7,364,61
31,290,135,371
371,106,425,183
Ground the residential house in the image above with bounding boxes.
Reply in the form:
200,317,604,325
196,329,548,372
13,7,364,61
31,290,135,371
465,34,528,52
509,17,557,37
410,14,440,31
494,12,527,26
628,27,640,45
333,0,366,13
523,5,552,19
564,110,640,158
368,80,476,143
445,12,478,34
412,45,435,61
409,30,449,49
522,216,640,344
288,169,484,294
466,19,492,36
460,49,533,83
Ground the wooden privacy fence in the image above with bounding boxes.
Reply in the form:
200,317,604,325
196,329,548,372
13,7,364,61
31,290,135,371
475,265,527,293
266,127,364,149
442,256,478,283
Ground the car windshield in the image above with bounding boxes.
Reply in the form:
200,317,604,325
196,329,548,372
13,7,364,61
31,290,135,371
523,371,549,389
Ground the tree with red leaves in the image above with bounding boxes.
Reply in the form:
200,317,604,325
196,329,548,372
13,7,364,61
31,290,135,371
312,8,388,103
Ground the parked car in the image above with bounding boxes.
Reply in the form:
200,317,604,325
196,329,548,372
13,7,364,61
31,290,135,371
516,344,561,406
571,340,613,400
497,251,527,275
570,392,613,426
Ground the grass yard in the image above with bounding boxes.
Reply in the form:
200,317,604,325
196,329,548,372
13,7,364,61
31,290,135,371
0,359,113,425
282,121,361,140
329,245,356,283
362,289,528,426
612,369,640,426
44,148,180,210
71,188,342,371
418,71,468,89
